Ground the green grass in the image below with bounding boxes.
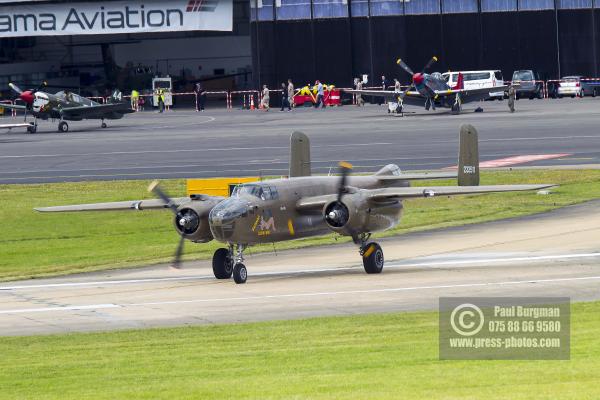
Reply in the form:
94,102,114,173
1,169,600,281
0,301,599,399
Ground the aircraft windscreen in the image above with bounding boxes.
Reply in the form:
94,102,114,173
232,184,279,201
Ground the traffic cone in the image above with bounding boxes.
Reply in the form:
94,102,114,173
250,95,255,110
242,94,247,110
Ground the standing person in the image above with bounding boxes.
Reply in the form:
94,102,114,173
156,88,165,113
394,78,401,93
314,80,325,109
261,84,270,111
355,78,365,106
130,89,139,111
508,85,516,113
287,79,295,109
379,75,389,105
280,82,291,112
194,81,206,112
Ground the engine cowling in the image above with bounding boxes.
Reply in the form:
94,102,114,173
323,191,403,236
323,193,369,236
173,201,216,243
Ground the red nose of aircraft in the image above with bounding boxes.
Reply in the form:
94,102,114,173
19,91,34,105
412,73,424,85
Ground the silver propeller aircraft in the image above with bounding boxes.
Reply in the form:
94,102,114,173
36,126,553,284
2,82,133,133
346,57,509,114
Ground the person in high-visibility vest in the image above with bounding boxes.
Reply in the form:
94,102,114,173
156,88,165,113
131,89,139,111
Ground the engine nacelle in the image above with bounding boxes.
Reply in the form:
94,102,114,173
323,192,403,236
323,193,369,236
173,200,217,243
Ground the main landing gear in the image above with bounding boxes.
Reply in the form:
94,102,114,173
212,244,247,284
58,121,69,133
101,119,107,129
355,233,384,274
27,117,38,134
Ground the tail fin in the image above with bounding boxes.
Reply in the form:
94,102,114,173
458,124,479,186
289,131,311,177
452,72,464,90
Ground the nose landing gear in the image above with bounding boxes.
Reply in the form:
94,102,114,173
212,244,247,284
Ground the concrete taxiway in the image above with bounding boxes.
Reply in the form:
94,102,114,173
1,199,599,336
1,98,600,183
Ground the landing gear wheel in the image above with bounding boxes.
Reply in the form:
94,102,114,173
101,122,107,128
212,248,233,279
233,263,247,284
27,125,36,134
362,242,384,274
58,121,68,133
451,103,461,115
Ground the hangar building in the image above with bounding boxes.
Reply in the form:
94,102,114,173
1,0,600,95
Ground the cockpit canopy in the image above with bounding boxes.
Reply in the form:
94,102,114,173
231,184,279,201
55,91,97,106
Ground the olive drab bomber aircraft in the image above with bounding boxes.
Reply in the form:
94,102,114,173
36,125,554,284
345,56,510,114
2,82,134,133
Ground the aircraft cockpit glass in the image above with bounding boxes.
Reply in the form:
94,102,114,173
232,184,279,201
55,91,96,106
430,72,443,80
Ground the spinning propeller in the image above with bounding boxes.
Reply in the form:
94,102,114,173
326,161,353,228
8,81,47,121
395,56,438,105
148,180,186,269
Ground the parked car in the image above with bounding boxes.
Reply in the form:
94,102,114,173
442,70,505,100
511,70,544,99
555,76,598,98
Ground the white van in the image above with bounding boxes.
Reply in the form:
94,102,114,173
442,70,505,100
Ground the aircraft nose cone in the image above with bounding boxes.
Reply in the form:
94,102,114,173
19,91,34,105
413,73,424,85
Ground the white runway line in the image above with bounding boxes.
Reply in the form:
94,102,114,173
2,275,600,315
0,142,395,159
1,252,599,292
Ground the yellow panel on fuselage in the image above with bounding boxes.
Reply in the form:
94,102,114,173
186,177,260,197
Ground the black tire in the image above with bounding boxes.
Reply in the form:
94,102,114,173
212,248,233,279
592,89,596,97
58,121,68,133
27,125,36,134
233,263,247,284
101,122,107,128
451,103,460,115
363,242,384,274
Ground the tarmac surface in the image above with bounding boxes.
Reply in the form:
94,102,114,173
1,199,599,336
1,98,600,184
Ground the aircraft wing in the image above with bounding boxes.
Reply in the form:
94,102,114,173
0,103,27,111
35,197,191,212
434,85,510,103
342,89,426,106
296,184,554,210
61,102,134,118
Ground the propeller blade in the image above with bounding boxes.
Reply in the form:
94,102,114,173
396,58,414,76
422,56,438,72
35,81,48,92
171,234,185,269
8,83,23,95
337,161,353,202
147,180,179,214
